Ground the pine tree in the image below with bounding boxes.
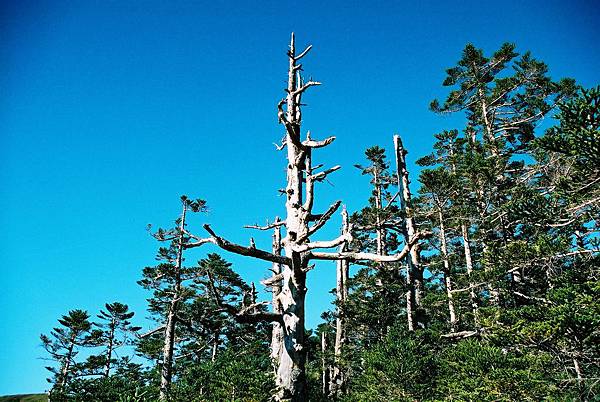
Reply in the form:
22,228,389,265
138,195,208,400
41,309,94,393
90,302,141,378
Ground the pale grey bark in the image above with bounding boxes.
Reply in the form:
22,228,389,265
202,35,427,401
438,208,457,331
461,223,480,327
448,148,479,327
373,167,386,255
394,134,423,330
329,207,350,397
270,220,284,374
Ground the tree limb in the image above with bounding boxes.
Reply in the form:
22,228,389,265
203,224,291,265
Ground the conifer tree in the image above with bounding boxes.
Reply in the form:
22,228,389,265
91,302,141,378
138,195,208,400
41,309,94,393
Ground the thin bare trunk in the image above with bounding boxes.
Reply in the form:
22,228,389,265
438,208,457,331
461,223,480,327
330,207,349,396
270,220,284,374
373,168,385,255
394,134,423,330
159,199,187,401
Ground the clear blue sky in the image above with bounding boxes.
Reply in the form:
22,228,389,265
1,0,598,395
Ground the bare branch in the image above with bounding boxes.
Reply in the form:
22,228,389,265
138,325,166,339
310,165,341,182
294,44,313,61
261,273,284,287
293,232,352,253
307,232,426,263
441,330,479,340
203,224,291,265
183,237,214,249
302,135,336,149
291,81,321,96
244,220,286,231
307,200,342,236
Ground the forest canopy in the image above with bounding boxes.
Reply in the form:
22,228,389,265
41,35,599,402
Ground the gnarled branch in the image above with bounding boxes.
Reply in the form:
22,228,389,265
203,224,291,265
306,200,342,238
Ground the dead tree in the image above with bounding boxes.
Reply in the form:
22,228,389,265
329,207,350,397
269,219,284,373
193,34,422,401
394,135,424,330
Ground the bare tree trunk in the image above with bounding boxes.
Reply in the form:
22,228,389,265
273,33,314,401
270,220,284,374
394,134,423,330
448,147,480,327
159,199,188,401
199,35,423,401
461,223,479,327
104,323,115,378
373,168,385,255
438,208,457,331
330,207,349,396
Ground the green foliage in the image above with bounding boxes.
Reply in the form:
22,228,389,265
172,340,274,402
342,326,439,401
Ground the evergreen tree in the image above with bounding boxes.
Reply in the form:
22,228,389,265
41,309,94,393
89,302,141,378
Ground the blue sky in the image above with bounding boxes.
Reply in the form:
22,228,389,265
1,0,598,395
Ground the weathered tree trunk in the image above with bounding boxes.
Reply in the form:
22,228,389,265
270,221,284,374
273,33,316,401
373,167,386,255
199,35,422,401
448,148,479,326
461,223,480,327
438,208,457,331
394,134,423,330
330,207,349,397
159,199,188,401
